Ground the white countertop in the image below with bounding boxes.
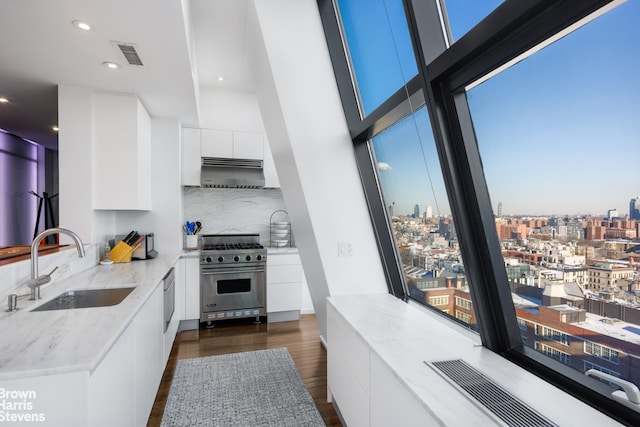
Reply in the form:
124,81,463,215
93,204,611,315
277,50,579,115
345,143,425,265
327,294,622,427
267,247,299,255
0,254,179,381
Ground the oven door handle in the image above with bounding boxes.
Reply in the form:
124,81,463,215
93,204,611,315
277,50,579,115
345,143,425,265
201,268,265,275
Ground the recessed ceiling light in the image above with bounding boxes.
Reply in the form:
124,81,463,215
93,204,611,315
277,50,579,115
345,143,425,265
0,97,9,103
103,62,120,70
217,76,224,82
72,20,92,31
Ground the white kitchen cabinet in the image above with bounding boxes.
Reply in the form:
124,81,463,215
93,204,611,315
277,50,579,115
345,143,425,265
201,128,233,158
184,256,200,320
134,285,164,427
267,251,303,322
92,92,152,210
327,303,370,427
233,131,264,159
89,323,136,427
263,135,280,188
182,127,201,186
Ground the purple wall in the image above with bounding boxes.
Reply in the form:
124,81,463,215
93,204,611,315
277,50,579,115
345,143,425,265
0,131,38,246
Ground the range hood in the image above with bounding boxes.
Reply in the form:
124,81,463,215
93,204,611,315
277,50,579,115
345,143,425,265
201,157,265,188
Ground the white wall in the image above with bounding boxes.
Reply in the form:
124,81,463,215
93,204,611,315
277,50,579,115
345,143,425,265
198,87,264,132
115,119,183,255
248,0,388,340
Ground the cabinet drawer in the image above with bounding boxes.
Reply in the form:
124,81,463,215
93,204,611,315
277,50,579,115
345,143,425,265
267,282,302,312
268,264,302,284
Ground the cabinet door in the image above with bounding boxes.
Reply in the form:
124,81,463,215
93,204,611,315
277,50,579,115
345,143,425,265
201,129,233,158
89,323,136,427
233,131,264,160
135,285,164,426
92,92,151,210
185,257,200,320
182,128,201,186
267,254,302,313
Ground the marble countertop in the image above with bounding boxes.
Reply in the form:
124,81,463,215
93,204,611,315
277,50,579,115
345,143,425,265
327,294,622,427
0,254,179,381
267,247,298,254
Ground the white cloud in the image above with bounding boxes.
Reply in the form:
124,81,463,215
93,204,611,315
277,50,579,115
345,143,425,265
377,162,392,171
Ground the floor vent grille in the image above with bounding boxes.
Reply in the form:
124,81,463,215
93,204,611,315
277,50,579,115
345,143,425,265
428,359,557,427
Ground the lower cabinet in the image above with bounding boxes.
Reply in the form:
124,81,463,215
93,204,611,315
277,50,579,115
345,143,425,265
134,285,164,427
89,286,164,427
267,252,303,322
184,257,200,320
89,284,164,427
89,324,136,426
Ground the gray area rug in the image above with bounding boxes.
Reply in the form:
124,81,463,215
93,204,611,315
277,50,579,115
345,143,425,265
160,347,326,427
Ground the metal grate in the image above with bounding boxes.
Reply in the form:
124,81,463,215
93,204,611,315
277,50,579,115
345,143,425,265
201,157,263,169
116,43,143,66
428,359,557,427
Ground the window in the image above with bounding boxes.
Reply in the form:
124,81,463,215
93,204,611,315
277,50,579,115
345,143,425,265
335,0,417,116
585,341,620,364
536,342,571,365
428,295,450,306
370,106,475,327
319,0,639,423
535,325,570,346
443,0,504,41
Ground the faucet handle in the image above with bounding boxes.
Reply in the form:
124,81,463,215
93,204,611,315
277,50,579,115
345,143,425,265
48,265,59,276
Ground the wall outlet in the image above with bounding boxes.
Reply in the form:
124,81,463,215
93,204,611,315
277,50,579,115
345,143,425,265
338,241,353,257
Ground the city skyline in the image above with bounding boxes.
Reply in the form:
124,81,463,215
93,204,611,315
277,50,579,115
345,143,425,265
374,0,639,218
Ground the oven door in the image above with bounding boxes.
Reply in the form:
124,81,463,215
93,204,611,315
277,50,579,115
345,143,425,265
200,265,266,316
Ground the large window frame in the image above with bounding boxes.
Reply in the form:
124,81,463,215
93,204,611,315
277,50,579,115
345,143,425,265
317,0,638,424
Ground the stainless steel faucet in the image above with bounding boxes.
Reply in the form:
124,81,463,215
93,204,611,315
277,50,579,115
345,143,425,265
27,227,86,300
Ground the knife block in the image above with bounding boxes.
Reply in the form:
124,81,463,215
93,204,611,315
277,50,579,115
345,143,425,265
110,241,141,263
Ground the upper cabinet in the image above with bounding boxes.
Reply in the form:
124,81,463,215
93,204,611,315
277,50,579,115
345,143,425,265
182,128,201,186
92,92,152,210
182,127,280,188
200,129,233,158
232,131,264,160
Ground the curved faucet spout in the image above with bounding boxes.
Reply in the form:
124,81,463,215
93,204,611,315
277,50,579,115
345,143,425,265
29,227,86,300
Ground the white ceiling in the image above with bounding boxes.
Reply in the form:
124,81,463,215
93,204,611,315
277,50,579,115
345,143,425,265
0,0,251,150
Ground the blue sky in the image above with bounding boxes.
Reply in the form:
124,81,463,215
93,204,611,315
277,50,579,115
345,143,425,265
340,0,640,217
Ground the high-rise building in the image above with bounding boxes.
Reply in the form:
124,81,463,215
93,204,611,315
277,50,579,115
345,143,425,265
630,196,640,220
425,205,433,219
389,202,395,218
414,204,420,218
497,202,502,217
608,208,619,220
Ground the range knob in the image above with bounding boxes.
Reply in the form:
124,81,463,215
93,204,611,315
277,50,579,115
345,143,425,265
233,255,240,262
256,255,263,261
205,256,212,263
217,256,224,263
246,255,252,261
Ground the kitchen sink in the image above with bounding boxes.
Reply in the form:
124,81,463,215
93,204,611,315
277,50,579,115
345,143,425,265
32,287,135,312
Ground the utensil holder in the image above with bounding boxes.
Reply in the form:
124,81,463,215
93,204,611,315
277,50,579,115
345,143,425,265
186,234,198,250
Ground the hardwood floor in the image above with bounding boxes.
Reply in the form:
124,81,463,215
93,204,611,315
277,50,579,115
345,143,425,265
147,314,342,426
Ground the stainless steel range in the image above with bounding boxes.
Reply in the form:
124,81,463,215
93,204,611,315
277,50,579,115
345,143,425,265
199,234,267,325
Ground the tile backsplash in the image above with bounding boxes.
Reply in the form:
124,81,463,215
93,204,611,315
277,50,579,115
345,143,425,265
183,187,289,247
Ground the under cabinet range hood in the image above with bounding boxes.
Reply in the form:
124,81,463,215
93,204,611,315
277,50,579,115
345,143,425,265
201,157,265,188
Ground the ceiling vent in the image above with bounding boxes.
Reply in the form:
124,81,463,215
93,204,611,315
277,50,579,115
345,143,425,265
112,41,143,66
